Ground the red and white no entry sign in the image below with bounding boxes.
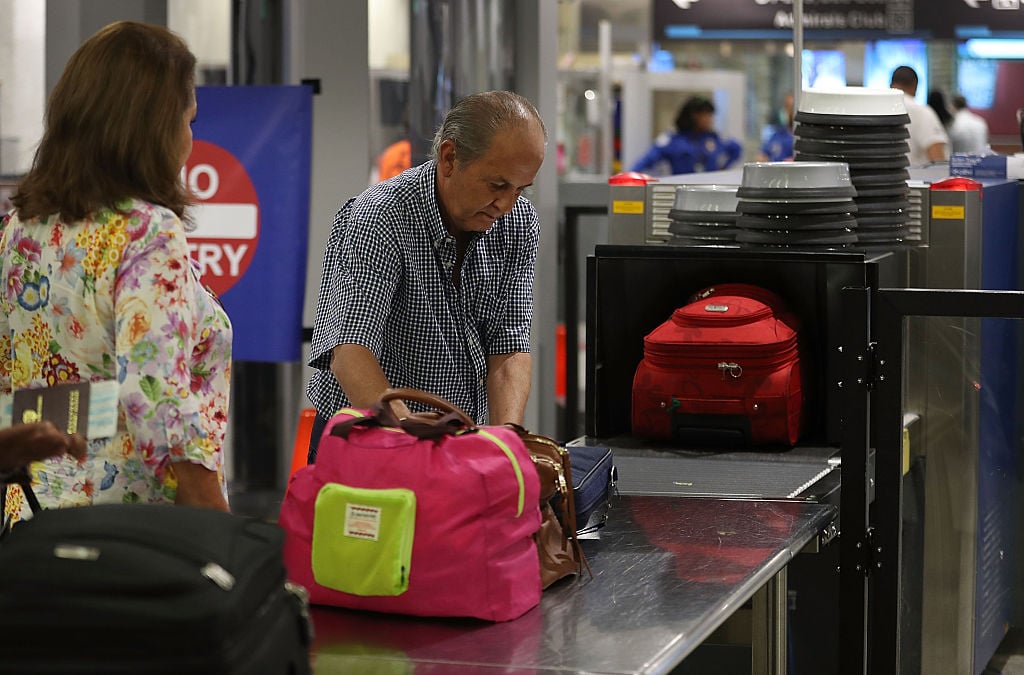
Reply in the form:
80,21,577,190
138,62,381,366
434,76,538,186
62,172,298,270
183,139,261,296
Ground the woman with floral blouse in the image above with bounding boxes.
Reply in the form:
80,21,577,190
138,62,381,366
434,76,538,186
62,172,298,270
0,20,232,522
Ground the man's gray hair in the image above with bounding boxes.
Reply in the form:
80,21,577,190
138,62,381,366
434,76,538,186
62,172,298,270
431,90,547,163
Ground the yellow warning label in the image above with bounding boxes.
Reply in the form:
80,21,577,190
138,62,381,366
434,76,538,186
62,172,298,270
902,427,910,476
932,205,965,220
612,200,645,214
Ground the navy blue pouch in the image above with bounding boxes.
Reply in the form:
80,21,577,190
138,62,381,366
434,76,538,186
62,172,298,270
564,446,616,535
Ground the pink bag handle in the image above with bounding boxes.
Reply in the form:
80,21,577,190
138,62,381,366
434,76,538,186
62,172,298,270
330,388,476,440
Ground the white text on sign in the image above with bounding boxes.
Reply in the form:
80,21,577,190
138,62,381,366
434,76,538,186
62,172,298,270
185,164,220,200
189,243,249,277
182,162,259,280
187,203,258,278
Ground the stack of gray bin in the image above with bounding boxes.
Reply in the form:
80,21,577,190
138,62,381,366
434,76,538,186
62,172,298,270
793,87,915,246
666,184,741,247
734,161,859,249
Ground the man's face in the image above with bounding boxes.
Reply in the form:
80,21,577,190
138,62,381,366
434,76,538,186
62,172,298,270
436,124,545,235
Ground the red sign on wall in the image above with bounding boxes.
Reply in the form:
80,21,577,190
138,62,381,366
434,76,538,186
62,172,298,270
181,139,260,296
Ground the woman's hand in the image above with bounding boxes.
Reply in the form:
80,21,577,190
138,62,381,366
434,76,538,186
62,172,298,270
0,422,87,471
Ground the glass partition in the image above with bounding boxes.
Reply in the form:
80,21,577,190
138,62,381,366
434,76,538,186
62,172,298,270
907,314,1019,675
841,289,1024,675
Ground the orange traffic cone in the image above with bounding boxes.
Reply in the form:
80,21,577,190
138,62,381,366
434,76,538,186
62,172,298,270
288,408,317,480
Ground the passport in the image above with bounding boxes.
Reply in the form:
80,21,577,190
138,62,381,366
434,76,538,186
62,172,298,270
2,381,118,439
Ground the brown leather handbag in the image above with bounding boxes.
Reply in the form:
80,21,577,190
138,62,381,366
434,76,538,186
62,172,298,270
505,424,589,588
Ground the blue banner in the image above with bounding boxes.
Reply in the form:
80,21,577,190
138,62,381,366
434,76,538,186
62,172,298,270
186,85,312,362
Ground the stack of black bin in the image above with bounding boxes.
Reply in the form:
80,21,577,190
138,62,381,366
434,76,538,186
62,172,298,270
793,87,914,246
734,161,859,250
667,184,740,246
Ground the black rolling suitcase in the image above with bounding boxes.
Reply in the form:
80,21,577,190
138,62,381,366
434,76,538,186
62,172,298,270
0,503,312,674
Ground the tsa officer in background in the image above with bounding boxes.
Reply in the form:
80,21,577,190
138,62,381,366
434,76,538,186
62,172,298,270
630,96,743,175
757,92,795,162
305,91,546,462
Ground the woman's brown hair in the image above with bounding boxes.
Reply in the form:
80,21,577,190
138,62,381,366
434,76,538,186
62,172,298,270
12,21,196,221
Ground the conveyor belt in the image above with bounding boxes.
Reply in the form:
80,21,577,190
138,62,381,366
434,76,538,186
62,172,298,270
613,454,836,499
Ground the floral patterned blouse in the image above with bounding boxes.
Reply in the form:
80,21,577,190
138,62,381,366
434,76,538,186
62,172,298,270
0,199,232,522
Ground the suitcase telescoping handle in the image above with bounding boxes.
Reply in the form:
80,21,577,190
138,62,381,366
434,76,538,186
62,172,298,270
330,387,477,440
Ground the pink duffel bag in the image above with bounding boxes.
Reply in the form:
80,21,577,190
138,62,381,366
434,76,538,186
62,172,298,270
279,388,542,622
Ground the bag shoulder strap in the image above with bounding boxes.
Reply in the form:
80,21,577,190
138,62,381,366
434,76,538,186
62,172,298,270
0,470,42,541
329,388,476,440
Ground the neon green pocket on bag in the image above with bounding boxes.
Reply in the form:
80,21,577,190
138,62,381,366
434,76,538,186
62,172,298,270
311,483,416,596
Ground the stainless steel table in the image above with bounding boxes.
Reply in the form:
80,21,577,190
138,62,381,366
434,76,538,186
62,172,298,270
309,495,836,674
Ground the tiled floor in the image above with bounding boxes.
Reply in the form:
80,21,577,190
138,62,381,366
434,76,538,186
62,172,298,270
237,487,1023,675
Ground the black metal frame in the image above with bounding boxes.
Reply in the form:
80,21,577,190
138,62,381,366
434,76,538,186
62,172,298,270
839,286,872,674
839,287,1024,675
560,204,608,442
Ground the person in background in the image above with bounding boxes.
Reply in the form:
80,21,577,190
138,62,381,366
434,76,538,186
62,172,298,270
630,96,743,175
374,138,412,183
306,91,546,462
927,89,954,131
890,66,949,165
757,92,795,162
372,116,412,184
949,93,990,155
0,21,232,523
373,111,413,184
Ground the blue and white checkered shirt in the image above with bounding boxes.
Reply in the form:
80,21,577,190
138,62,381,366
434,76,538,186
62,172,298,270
306,160,539,423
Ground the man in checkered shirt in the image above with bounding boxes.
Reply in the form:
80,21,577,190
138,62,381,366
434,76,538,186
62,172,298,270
305,91,546,461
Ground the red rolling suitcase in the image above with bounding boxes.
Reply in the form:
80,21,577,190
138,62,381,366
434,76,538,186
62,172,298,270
631,283,804,447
